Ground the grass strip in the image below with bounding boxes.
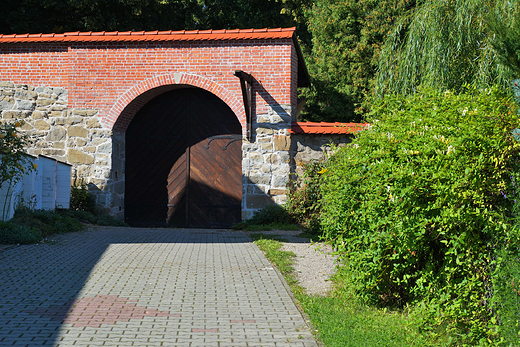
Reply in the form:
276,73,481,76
0,207,128,245
250,232,437,347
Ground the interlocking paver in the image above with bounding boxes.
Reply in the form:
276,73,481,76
0,227,318,346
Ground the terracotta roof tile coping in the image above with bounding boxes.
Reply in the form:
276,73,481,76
0,27,295,43
290,122,369,134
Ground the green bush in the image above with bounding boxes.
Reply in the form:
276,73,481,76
0,207,84,244
234,204,292,228
70,182,97,213
490,171,520,345
285,161,324,233
319,86,520,343
491,244,520,345
57,209,128,227
10,207,83,237
68,182,127,226
0,221,41,244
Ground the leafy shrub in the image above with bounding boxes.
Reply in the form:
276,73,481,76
0,121,36,220
70,182,97,213
0,206,128,245
236,162,326,232
491,244,520,345
319,86,520,343
0,121,34,188
0,221,41,244
57,209,128,227
285,161,324,233
68,182,127,226
10,207,83,237
490,171,520,345
233,204,293,230
0,207,84,244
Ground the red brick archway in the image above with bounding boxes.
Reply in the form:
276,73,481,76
109,73,244,132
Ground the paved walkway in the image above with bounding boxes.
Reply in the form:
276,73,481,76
0,227,318,346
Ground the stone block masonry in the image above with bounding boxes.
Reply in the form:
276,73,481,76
291,133,353,179
241,104,293,220
0,80,350,222
0,81,297,220
0,82,117,215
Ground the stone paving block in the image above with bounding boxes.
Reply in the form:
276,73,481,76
0,227,318,346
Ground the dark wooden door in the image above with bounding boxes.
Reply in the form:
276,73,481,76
125,88,242,228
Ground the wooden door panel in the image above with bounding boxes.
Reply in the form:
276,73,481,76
125,91,188,226
125,88,241,228
188,137,242,228
167,151,187,227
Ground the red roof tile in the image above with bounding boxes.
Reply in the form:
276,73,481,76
290,122,368,135
0,27,295,43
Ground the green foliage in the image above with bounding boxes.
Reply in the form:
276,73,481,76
319,87,520,343
0,0,305,35
0,121,34,189
250,234,297,277
58,209,128,227
487,0,520,79
286,161,324,233
0,206,127,245
0,221,41,244
237,161,327,233
241,204,293,226
491,245,520,345
0,121,35,220
0,206,83,244
302,0,416,122
489,172,520,345
233,204,299,231
237,223,300,232
11,207,83,237
376,0,510,97
299,293,435,347
251,232,437,346
70,182,97,213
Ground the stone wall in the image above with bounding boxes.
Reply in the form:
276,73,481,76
0,82,120,216
0,81,355,222
0,80,298,221
241,105,293,220
291,133,353,179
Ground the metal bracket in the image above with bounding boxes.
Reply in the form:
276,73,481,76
234,70,253,142
205,134,242,150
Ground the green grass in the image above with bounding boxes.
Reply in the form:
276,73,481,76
237,223,301,232
0,207,128,245
251,233,439,347
298,295,435,347
249,233,296,280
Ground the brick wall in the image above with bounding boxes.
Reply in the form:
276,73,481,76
0,40,295,130
0,34,300,220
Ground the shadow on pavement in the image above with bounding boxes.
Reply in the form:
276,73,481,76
0,227,250,346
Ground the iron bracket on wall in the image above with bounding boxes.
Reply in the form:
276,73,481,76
234,70,253,142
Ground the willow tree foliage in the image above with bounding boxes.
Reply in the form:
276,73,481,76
301,0,416,122
488,0,520,78
376,0,514,96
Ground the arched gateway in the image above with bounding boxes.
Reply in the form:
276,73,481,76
126,88,242,228
0,28,309,226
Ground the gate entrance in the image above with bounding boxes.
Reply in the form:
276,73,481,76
125,88,242,228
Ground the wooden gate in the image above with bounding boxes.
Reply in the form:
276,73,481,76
125,88,242,228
